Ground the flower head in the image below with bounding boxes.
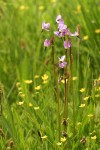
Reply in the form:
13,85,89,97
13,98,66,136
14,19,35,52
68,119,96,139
58,55,67,68
64,40,71,49
56,15,64,24
44,39,51,47
58,55,66,62
42,22,50,31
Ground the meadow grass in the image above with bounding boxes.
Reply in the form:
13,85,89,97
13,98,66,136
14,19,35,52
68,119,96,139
0,0,100,149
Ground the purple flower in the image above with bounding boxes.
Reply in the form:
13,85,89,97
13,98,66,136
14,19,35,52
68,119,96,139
42,22,50,31
58,23,67,32
58,55,67,68
59,62,67,68
70,31,79,37
54,21,67,37
64,40,71,49
44,39,51,47
56,15,64,24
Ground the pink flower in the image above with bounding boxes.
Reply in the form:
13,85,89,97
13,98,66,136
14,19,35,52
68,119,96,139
58,55,67,68
63,40,71,49
70,31,79,37
44,39,51,47
56,15,64,24
59,62,67,68
42,22,50,31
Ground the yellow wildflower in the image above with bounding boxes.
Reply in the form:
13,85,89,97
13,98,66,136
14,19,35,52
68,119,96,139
24,80,32,84
29,103,32,107
16,82,20,87
38,5,44,11
95,94,99,98
19,94,25,97
41,135,48,140
91,135,97,140
41,74,48,80
83,96,89,101
95,29,100,34
72,77,77,80
18,101,24,105
83,35,89,40
43,80,48,84
80,88,85,92
35,85,41,90
34,106,39,110
60,137,66,142
19,5,29,10
56,142,62,146
77,122,82,126
34,75,39,78
88,114,93,117
61,79,68,84
18,91,23,95
79,104,85,108
18,87,22,91
51,0,56,3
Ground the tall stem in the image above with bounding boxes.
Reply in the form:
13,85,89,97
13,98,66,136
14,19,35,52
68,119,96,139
64,49,68,131
51,36,61,141
69,46,75,138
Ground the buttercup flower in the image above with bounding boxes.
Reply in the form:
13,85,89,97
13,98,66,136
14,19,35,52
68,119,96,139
44,39,51,47
42,22,50,31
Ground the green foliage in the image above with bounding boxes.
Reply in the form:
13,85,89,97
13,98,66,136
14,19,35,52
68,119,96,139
0,0,100,149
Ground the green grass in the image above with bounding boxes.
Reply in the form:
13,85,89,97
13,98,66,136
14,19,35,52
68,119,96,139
0,0,100,149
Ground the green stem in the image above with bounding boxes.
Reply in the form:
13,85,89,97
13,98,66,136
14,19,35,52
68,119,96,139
69,47,75,138
64,49,68,131
51,36,61,141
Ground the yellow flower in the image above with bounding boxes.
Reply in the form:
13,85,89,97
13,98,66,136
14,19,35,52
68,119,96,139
18,101,24,105
51,0,56,3
34,75,39,78
41,135,48,140
74,5,81,14
16,82,20,87
83,35,89,40
41,74,48,81
80,88,85,92
88,114,93,117
95,29,100,34
18,87,22,91
19,93,25,97
60,137,66,142
83,96,89,101
19,91,23,95
43,80,48,84
38,5,44,11
98,77,100,81
19,5,29,10
95,94,99,98
56,142,62,146
34,106,39,110
79,104,85,108
91,135,97,140
61,79,68,84
29,103,32,107
77,122,82,126
35,85,41,90
24,80,32,84
72,77,77,80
